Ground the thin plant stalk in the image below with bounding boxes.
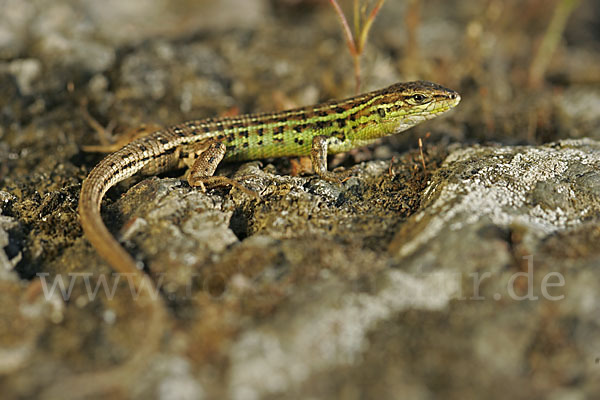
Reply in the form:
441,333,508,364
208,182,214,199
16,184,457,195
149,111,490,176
328,0,387,93
357,0,385,54
528,0,581,88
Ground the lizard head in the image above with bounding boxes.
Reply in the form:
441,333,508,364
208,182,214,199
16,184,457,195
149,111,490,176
378,80,461,134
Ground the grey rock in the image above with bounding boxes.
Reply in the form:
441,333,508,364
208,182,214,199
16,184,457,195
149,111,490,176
391,140,600,263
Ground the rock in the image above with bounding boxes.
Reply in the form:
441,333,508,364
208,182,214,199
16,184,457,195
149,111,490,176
389,139,600,263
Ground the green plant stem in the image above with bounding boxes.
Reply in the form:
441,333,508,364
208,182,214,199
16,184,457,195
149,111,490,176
329,0,387,93
357,0,386,53
329,0,358,57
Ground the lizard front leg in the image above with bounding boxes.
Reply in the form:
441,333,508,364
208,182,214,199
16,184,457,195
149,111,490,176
186,139,257,197
310,135,353,183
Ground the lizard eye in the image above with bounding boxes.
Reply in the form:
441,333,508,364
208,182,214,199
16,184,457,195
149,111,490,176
409,93,429,104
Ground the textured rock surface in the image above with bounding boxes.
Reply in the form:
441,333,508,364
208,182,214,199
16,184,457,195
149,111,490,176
1,0,600,399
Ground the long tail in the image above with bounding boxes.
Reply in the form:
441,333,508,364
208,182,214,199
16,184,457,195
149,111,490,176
78,127,184,273
63,147,167,398
78,162,140,275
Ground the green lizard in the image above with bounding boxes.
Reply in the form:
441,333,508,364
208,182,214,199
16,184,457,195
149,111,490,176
79,81,460,275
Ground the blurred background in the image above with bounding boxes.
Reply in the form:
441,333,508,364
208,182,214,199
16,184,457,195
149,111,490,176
1,1,599,399
1,0,598,163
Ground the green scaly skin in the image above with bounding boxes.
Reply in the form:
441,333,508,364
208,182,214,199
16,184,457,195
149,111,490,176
79,80,460,276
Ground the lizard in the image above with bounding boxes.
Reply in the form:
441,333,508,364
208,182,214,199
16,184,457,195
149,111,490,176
79,80,460,276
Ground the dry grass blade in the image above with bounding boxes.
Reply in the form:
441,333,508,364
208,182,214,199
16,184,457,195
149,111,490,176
528,0,582,88
328,0,387,93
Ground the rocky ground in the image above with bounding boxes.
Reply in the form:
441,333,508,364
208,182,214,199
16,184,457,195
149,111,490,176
1,0,600,399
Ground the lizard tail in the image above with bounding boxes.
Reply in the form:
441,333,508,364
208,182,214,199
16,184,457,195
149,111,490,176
78,170,140,275
64,153,167,398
